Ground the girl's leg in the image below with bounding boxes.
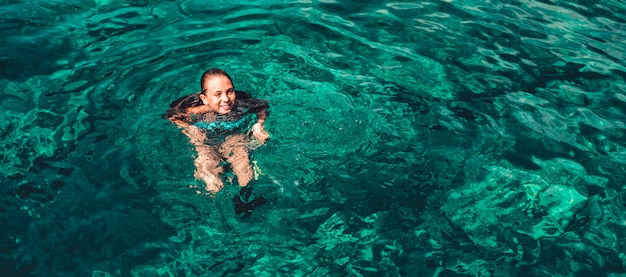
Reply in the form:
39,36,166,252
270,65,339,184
220,134,253,187
194,145,224,193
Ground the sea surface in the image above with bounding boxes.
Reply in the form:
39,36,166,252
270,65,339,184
2,0,626,276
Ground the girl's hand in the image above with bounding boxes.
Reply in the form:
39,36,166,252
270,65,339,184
251,123,270,143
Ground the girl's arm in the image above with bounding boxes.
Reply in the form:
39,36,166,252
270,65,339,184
170,117,205,146
164,93,208,146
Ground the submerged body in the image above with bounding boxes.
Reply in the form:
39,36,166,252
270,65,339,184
164,69,269,193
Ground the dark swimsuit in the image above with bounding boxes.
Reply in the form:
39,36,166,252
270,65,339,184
189,92,269,145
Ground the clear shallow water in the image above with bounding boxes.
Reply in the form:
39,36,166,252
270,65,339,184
2,0,626,276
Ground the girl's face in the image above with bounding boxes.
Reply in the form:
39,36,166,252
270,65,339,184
200,75,236,114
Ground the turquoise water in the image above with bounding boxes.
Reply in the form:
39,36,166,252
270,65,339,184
2,0,626,276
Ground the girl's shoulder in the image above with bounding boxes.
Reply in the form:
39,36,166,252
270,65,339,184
186,105,210,115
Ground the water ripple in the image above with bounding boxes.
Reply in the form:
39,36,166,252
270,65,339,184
3,1,626,276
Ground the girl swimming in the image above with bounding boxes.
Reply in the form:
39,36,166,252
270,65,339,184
164,68,269,194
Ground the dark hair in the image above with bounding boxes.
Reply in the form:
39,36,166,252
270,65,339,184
200,68,233,93
162,93,202,122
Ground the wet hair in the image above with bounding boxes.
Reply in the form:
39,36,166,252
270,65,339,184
162,93,202,122
200,68,233,93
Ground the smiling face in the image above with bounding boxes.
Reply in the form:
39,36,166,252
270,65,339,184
199,75,236,114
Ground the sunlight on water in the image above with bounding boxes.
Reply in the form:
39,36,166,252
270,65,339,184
2,0,626,276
